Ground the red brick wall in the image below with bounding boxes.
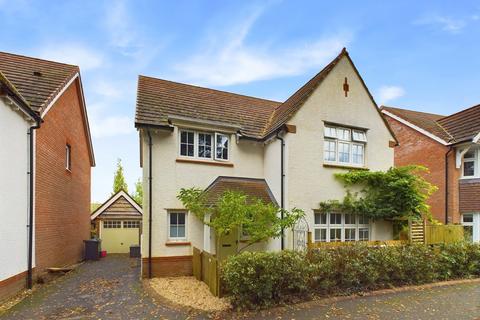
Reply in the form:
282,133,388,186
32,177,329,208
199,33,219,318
35,79,91,272
141,256,193,277
459,179,480,213
384,116,455,223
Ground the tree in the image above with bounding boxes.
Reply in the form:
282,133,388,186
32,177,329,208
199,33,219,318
112,158,128,194
178,188,304,253
132,178,143,205
319,166,437,221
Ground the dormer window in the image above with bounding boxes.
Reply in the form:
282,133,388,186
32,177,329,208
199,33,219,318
324,125,366,167
179,129,229,161
463,148,477,178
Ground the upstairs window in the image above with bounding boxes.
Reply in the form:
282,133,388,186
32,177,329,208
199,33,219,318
179,130,229,161
463,149,477,177
65,144,71,171
323,125,367,166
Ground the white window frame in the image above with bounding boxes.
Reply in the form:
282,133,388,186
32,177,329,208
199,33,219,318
168,211,187,241
462,148,478,178
178,129,229,162
103,220,122,229
323,124,367,167
313,211,371,242
65,144,71,171
214,133,230,161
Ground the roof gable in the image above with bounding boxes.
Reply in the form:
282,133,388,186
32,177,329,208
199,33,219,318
91,190,143,220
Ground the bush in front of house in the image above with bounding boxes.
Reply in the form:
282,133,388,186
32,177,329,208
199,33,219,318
221,243,480,309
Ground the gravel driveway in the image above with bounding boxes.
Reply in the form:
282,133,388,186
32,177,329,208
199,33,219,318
0,255,202,320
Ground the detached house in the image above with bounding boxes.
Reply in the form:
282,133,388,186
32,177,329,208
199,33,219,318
0,52,95,300
135,49,397,277
382,105,480,242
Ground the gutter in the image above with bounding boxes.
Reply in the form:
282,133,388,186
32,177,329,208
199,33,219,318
147,130,153,278
276,132,285,250
27,121,41,289
445,147,454,224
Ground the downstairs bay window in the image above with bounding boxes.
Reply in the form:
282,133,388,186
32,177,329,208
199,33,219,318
314,211,370,242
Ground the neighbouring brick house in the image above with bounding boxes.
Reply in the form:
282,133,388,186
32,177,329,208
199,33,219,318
382,105,480,242
135,48,397,277
0,52,95,300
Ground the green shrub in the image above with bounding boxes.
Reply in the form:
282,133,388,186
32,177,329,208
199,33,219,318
222,243,480,309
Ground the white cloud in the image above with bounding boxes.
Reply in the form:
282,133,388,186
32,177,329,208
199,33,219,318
90,114,135,138
37,43,103,71
173,7,351,86
377,86,405,105
105,0,135,49
414,15,466,34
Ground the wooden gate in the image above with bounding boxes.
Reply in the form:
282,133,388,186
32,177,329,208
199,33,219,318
192,247,220,297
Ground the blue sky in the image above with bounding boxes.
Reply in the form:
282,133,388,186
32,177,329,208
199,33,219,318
1,1,479,202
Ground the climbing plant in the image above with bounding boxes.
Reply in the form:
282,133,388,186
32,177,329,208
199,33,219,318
319,166,437,221
177,188,304,253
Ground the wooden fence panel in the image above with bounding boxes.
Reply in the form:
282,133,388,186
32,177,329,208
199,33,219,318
425,225,464,244
199,251,220,297
192,247,202,281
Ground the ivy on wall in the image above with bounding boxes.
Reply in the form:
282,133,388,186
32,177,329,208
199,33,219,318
319,166,437,221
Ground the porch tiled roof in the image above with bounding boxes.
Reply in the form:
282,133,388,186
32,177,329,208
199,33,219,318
204,176,277,207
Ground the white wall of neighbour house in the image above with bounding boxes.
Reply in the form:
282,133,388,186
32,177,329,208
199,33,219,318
283,56,395,247
141,126,265,258
0,100,32,282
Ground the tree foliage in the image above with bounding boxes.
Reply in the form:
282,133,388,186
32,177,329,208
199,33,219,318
177,188,305,252
319,166,437,221
132,179,143,205
112,158,128,194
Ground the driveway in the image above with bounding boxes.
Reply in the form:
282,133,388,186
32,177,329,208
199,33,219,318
236,280,480,320
0,255,199,320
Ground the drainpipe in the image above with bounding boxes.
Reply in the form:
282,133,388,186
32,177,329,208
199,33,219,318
27,121,41,289
276,132,285,250
147,130,153,278
445,147,454,224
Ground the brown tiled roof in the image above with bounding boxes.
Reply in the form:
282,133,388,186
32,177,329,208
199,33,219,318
135,76,280,139
437,104,480,143
381,106,452,142
204,176,277,206
136,49,397,142
382,105,480,144
0,70,38,120
0,51,79,113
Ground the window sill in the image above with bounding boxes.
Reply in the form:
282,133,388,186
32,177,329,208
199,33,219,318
176,158,234,167
165,241,191,246
323,163,368,170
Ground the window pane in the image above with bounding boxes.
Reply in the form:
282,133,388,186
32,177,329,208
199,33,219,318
177,213,185,224
198,133,212,158
177,225,185,238
345,228,356,241
337,128,351,141
315,212,327,225
359,228,369,241
324,126,336,138
464,161,475,176
358,215,369,225
324,140,336,162
352,144,364,165
180,131,194,157
170,213,177,225
330,229,341,242
315,228,327,242
345,214,356,225
463,214,474,223
330,213,342,225
352,130,367,142
338,142,350,163
170,226,177,238
216,134,229,160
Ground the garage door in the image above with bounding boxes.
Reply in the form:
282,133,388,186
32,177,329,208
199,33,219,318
101,220,140,254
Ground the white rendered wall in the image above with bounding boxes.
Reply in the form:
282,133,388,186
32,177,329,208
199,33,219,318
0,100,32,281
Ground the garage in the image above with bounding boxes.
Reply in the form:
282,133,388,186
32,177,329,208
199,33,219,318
91,190,142,254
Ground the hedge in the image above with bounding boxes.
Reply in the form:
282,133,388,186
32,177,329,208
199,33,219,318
221,243,480,309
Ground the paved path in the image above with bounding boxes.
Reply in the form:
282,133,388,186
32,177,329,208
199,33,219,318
0,255,198,320
236,281,480,320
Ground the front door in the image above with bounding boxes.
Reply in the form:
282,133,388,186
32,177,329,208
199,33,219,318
216,229,238,262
